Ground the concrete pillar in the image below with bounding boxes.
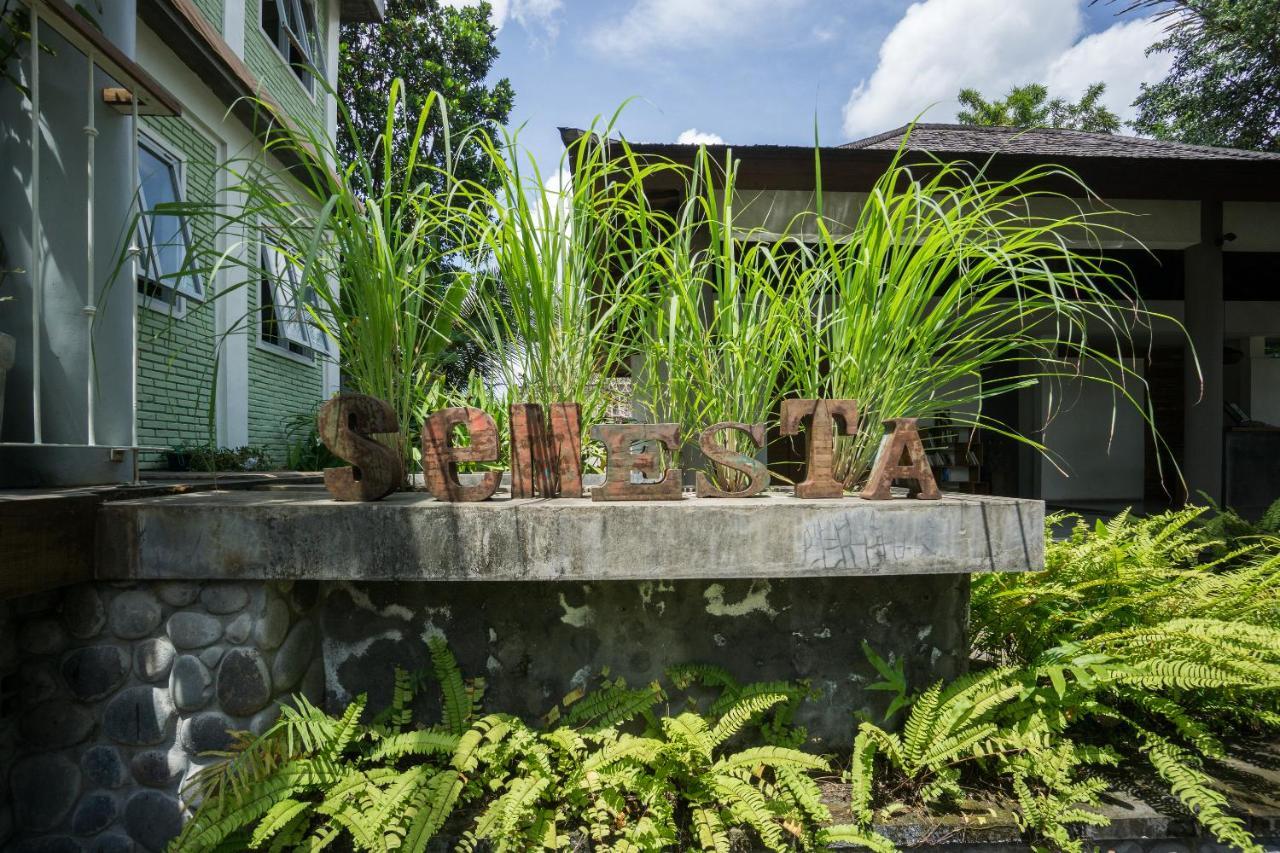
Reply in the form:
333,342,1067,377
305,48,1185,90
1183,201,1225,504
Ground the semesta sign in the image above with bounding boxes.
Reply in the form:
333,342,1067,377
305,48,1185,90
316,395,941,504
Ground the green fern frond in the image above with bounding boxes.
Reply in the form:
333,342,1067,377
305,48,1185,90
369,729,461,763
712,745,828,775
427,638,471,735
708,693,786,747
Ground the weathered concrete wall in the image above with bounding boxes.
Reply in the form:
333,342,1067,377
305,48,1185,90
99,488,1044,582
0,581,322,853
322,575,970,749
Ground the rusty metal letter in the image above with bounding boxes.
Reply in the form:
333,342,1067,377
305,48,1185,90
695,422,768,498
510,403,584,498
317,394,402,502
589,423,682,501
422,407,502,502
780,399,858,498
859,417,941,501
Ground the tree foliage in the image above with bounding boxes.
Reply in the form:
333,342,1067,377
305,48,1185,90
1122,0,1280,152
338,0,514,194
957,82,1122,133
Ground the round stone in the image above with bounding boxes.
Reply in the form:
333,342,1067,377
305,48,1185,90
166,612,222,649
22,699,94,749
103,687,175,746
170,655,213,712
71,792,117,836
200,584,249,615
123,791,182,853
91,835,134,853
223,613,252,645
108,591,161,640
217,648,272,716
198,645,224,668
133,638,176,683
11,754,80,831
20,660,60,705
301,657,325,705
253,596,290,651
249,703,281,735
181,711,236,754
271,620,317,692
81,746,128,789
155,581,199,607
61,587,106,640
61,645,130,701
130,749,187,788
20,618,68,655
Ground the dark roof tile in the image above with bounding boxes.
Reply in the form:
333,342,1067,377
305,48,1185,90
840,123,1280,161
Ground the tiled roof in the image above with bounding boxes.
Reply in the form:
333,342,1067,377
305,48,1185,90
841,123,1280,162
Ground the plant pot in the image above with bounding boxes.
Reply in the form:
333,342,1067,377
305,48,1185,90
0,332,13,439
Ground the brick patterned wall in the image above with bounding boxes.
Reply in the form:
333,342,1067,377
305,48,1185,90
136,117,220,467
190,0,224,35
247,326,326,464
243,0,328,132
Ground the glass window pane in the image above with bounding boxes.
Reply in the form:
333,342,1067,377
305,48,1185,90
137,142,202,299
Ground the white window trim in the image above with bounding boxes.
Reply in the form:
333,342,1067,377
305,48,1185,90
258,0,323,102
255,335,319,366
256,234,333,364
138,289,190,320
136,132,205,305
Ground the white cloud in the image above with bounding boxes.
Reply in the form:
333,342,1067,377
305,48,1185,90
841,0,1171,139
439,0,561,37
588,0,805,60
677,128,725,145
1045,16,1173,119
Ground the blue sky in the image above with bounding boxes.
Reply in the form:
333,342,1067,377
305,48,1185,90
445,0,1173,174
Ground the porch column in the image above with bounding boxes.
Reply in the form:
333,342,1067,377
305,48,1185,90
1183,200,1225,504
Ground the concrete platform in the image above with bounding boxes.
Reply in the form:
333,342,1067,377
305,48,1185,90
96,486,1044,582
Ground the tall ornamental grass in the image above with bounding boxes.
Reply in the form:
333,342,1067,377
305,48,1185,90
166,83,470,478
434,116,671,438
633,148,811,489
174,87,1186,493
789,138,1181,487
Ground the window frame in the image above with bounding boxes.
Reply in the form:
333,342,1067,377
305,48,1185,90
135,134,204,308
259,0,325,96
256,233,333,362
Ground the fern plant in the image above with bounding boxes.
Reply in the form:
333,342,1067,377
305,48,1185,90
176,647,837,852
957,509,1280,851
172,638,483,852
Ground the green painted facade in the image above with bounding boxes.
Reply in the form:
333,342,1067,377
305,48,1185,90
245,0,327,132
136,0,331,469
136,116,219,466
192,0,224,34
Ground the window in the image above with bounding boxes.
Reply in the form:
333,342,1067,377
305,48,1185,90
261,0,324,93
259,240,331,359
136,139,203,303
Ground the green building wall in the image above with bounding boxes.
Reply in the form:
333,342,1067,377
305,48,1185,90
136,111,328,469
136,116,219,467
244,0,328,132
191,0,224,35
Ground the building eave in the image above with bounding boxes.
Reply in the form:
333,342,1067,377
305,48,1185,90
560,128,1280,203
136,0,328,187
340,0,385,22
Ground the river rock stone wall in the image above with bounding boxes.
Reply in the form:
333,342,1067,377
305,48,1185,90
1,580,323,853
321,575,971,749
